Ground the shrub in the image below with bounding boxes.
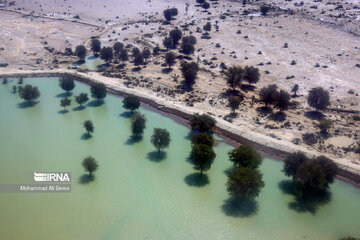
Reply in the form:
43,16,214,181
202,1,210,11
260,5,270,15
203,22,211,32
318,119,332,134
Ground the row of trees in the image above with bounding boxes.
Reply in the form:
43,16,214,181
225,65,260,91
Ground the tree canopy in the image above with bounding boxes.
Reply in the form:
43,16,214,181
90,39,101,54
165,51,176,68
169,29,182,46
75,92,89,106
244,66,260,85
228,145,262,169
259,84,278,108
100,47,113,63
190,144,216,174
203,22,211,32
59,76,75,95
90,82,107,101
190,113,216,132
19,84,40,103
131,113,146,136
75,45,87,60
228,95,243,114
275,89,291,112
181,61,199,87
225,66,245,90
83,120,94,135
227,167,264,200
151,128,171,153
113,42,124,54
191,132,214,147
119,49,128,62
123,96,140,113
60,97,71,110
163,37,173,50
181,42,195,56
82,156,98,176
307,87,330,111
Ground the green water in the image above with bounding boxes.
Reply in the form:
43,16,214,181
0,77,359,240
72,56,105,70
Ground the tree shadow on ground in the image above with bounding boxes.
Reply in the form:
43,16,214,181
117,63,126,69
278,180,332,215
73,106,86,111
161,68,173,74
17,101,39,109
131,67,142,72
221,198,258,218
125,135,143,145
223,167,234,177
119,111,133,118
58,109,69,115
269,111,287,122
220,89,241,98
223,113,238,122
256,106,273,116
304,111,325,120
184,173,209,187
87,100,104,107
78,174,95,184
147,151,167,162
75,59,85,65
55,92,72,98
81,133,92,140
240,84,256,92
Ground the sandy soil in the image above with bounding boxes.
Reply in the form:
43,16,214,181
0,0,359,174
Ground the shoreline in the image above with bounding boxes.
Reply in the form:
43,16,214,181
1,69,360,186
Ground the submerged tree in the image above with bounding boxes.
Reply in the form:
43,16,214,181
83,120,94,136
228,145,262,169
190,144,216,174
307,87,330,111
19,84,40,103
191,132,214,147
123,96,140,113
227,167,264,200
90,82,107,102
75,92,89,106
131,113,146,136
60,97,71,110
151,128,171,153
190,113,216,132
283,152,308,180
82,156,99,177
59,76,75,95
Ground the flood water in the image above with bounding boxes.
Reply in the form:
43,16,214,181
0,77,359,240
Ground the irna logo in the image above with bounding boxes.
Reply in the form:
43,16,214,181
34,172,71,182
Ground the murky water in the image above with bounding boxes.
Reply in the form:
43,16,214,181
0,77,359,240
72,56,106,70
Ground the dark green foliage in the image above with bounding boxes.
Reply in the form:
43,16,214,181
228,95,243,114
275,89,291,112
165,51,176,68
59,76,75,94
153,45,160,55
83,120,94,135
90,82,107,101
283,152,307,179
163,9,172,21
244,66,260,84
202,1,210,11
260,4,270,15
132,47,140,56
228,145,262,169
75,92,89,106
225,66,245,90
163,37,173,50
190,144,216,174
113,42,124,54
169,8,178,16
181,42,195,56
60,97,71,109
182,36,197,45
133,53,144,66
169,29,182,46
196,0,205,4
82,156,98,176
142,48,151,60
190,113,216,132
75,45,87,60
19,84,40,103
90,39,101,54
318,119,332,134
291,84,299,97
119,49,128,62
191,132,214,147
227,167,265,200
283,152,338,195
100,47,113,63
123,96,140,113
259,84,278,108
181,61,199,87
307,87,330,111
131,113,146,136
203,22,211,32
151,128,171,153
